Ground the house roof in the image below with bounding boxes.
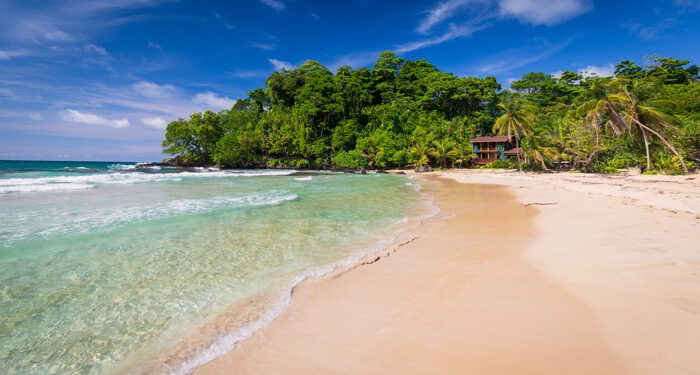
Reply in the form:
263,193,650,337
504,148,521,155
470,136,512,143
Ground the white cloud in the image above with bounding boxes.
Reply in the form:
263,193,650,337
674,0,700,8
61,109,129,128
141,116,168,129
0,49,31,60
621,18,677,41
552,70,564,78
250,42,277,50
131,81,176,98
311,12,320,20
29,112,43,120
84,44,108,55
227,70,265,78
258,0,285,11
224,23,235,29
498,0,591,25
36,27,75,42
147,40,162,50
268,58,295,71
577,64,614,77
328,51,381,71
0,88,17,99
474,38,574,73
417,0,480,34
396,23,488,53
416,0,590,36
192,92,236,110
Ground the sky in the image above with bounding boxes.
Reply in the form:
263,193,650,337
0,0,699,162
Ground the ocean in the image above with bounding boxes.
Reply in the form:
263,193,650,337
0,160,428,374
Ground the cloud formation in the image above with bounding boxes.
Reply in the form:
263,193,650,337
397,23,487,53
0,49,31,60
192,92,236,110
251,42,277,50
61,109,130,128
268,58,295,71
131,81,176,98
497,0,591,25
622,18,677,41
141,117,168,129
258,0,285,11
417,0,590,35
577,64,615,77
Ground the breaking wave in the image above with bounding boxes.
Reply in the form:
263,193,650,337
0,169,297,194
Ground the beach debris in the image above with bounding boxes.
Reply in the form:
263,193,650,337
520,202,559,207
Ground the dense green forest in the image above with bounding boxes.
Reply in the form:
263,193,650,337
161,52,699,174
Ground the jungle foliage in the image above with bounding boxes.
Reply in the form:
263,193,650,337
162,53,699,174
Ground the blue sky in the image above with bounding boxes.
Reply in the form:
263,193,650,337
1,0,699,162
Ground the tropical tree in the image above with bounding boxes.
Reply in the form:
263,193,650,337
411,141,432,167
493,96,536,171
430,139,457,167
523,130,555,169
577,78,687,172
453,142,476,168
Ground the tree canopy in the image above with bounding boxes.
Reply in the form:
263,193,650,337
162,53,699,174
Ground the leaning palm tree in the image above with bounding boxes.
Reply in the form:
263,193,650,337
523,131,556,170
493,97,536,171
576,78,687,172
429,139,457,168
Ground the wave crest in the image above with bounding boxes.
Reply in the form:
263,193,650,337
0,169,297,194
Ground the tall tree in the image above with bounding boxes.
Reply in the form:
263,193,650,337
492,96,536,171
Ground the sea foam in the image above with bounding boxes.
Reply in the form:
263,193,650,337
0,192,298,246
0,169,297,194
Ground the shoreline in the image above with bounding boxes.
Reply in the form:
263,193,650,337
116,177,439,375
191,171,700,375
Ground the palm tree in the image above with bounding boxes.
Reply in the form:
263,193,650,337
429,139,457,168
493,97,536,171
523,130,555,169
453,142,476,168
411,141,432,168
576,78,687,172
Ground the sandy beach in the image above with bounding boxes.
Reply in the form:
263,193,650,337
194,170,700,375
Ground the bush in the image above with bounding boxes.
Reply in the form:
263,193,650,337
331,150,367,169
480,159,516,169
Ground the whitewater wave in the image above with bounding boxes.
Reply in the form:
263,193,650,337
0,192,298,246
293,176,312,181
0,169,297,194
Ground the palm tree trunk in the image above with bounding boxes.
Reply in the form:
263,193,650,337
630,118,688,173
641,128,651,171
515,136,522,172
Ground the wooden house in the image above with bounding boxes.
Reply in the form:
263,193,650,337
470,136,520,165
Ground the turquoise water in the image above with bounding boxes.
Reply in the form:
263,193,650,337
0,161,424,374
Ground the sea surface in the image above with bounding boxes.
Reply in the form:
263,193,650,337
0,160,426,374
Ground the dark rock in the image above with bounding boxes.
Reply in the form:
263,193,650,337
375,170,389,174
134,163,157,169
394,171,406,175
360,168,367,174
414,165,432,173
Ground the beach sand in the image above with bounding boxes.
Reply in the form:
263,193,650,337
193,171,700,375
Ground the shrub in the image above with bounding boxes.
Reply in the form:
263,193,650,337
331,150,367,169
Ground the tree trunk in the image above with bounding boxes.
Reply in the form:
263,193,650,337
641,128,651,171
631,118,688,173
515,136,522,172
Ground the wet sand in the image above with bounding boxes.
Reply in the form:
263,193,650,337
193,172,700,374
